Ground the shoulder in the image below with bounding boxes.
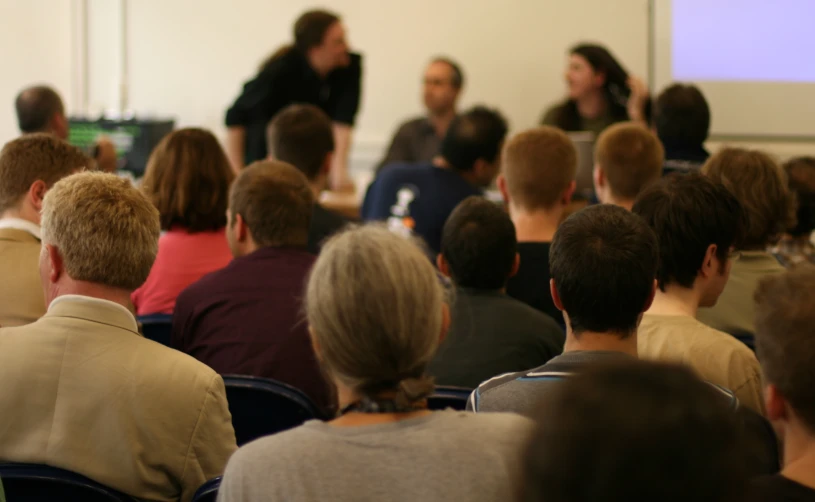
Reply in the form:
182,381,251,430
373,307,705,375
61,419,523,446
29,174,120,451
395,117,430,133
541,102,567,125
227,423,322,470
374,163,433,184
441,411,535,439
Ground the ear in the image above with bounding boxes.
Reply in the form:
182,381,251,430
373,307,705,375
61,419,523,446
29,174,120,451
321,152,333,177
562,180,576,205
52,113,69,140
508,252,520,279
439,302,451,344
46,243,64,284
436,253,451,278
308,326,323,363
550,279,564,312
765,384,788,424
29,180,48,213
235,213,250,243
593,164,605,190
497,174,510,205
642,278,657,313
700,243,718,279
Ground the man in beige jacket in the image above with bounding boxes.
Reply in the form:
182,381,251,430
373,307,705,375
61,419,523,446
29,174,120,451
0,133,89,327
0,172,237,501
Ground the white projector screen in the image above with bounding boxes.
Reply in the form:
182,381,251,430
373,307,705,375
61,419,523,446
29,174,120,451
652,0,815,138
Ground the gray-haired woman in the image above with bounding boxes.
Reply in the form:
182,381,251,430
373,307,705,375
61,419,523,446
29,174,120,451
217,225,533,502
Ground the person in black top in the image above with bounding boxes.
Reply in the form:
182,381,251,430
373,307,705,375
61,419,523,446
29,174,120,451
653,83,711,175
751,267,815,502
267,104,349,254
225,9,361,190
497,127,578,326
428,197,564,389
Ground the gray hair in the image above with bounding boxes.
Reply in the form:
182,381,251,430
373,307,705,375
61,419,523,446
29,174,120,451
305,224,444,406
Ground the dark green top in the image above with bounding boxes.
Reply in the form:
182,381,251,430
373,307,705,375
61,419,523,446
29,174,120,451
540,103,619,139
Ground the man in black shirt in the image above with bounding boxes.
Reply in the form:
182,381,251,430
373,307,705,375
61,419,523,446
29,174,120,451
428,196,564,389
498,126,578,325
225,10,361,189
267,104,349,254
652,84,711,175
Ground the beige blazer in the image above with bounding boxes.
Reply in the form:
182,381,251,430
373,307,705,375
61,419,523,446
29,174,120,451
0,228,46,327
0,295,237,502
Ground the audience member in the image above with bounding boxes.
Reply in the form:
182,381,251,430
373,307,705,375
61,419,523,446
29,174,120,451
469,204,658,414
697,148,795,339
521,361,747,502
14,85,68,140
132,128,235,315
267,104,349,254
653,83,711,174
0,134,88,327
361,106,508,254
377,57,464,171
172,161,333,412
428,197,564,389
0,172,236,501
218,225,533,502
752,266,815,501
772,157,815,267
593,122,663,210
498,126,577,325
633,172,764,414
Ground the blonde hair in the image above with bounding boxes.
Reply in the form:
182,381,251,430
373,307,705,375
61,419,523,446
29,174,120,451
595,122,664,200
41,172,160,290
502,126,577,211
305,225,444,405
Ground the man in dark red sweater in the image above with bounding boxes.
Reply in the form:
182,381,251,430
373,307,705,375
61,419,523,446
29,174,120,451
171,160,333,413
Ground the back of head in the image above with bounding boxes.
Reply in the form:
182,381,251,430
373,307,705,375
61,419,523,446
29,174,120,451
596,122,664,201
654,83,711,148
230,160,314,247
440,106,508,172
633,172,743,291
522,360,746,502
15,85,65,135
294,9,340,53
41,172,160,290
754,265,815,434
502,126,577,211
784,157,815,237
703,148,795,249
141,128,235,232
267,104,334,181
440,196,516,290
306,225,444,407
550,204,658,335
0,133,90,213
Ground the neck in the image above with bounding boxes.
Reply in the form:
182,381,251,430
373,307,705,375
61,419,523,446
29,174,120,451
575,90,607,120
330,381,432,427
307,52,331,78
310,177,327,199
434,157,481,188
0,206,37,225
509,205,563,242
605,196,634,211
428,109,456,138
563,327,638,357
49,280,133,311
647,284,701,318
781,426,815,490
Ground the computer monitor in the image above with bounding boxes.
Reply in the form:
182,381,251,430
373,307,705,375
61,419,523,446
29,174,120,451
68,118,174,175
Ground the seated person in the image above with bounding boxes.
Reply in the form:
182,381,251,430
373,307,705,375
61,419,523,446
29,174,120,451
521,361,748,502
376,57,463,172
752,267,815,501
498,126,577,325
697,148,795,339
132,128,235,315
0,172,236,501
593,122,663,210
15,85,69,139
267,104,349,254
361,106,508,254
633,172,764,414
0,134,89,326
469,204,659,414
428,196,564,389
652,83,711,174
172,161,333,412
771,157,815,266
217,225,534,502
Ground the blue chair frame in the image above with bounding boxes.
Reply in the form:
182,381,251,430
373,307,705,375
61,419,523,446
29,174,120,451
0,463,136,501
427,385,473,411
192,476,221,502
137,313,173,346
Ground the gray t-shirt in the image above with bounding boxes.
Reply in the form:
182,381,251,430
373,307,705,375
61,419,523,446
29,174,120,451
216,410,534,502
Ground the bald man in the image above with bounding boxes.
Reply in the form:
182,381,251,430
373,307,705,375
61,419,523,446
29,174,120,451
15,85,68,140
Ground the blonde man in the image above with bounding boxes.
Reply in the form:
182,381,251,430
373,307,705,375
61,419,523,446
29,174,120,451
0,134,89,326
497,126,577,325
594,122,664,210
0,172,237,502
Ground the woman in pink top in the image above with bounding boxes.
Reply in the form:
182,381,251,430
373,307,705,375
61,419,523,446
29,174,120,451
132,128,235,315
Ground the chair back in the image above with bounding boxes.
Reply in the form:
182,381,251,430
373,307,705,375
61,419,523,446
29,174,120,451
223,375,325,445
427,386,473,411
137,313,173,346
0,463,136,502
192,476,221,502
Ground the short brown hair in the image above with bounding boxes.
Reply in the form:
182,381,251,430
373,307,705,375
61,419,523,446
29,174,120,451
754,265,815,432
596,122,664,200
41,172,160,290
267,104,334,180
230,160,314,247
15,85,64,134
294,10,340,53
0,133,89,212
502,126,577,211
703,148,796,248
141,128,234,232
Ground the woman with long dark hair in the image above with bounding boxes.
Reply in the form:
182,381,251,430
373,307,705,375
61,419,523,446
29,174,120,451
541,44,649,137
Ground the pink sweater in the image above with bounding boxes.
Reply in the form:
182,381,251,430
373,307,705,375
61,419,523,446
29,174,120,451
132,228,232,315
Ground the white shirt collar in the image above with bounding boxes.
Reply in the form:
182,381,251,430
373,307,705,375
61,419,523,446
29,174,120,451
0,218,41,239
48,294,135,320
